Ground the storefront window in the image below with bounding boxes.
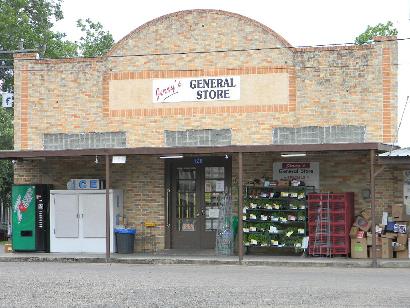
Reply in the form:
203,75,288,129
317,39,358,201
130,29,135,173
205,167,225,231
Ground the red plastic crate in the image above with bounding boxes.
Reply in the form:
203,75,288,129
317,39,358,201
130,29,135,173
307,192,354,256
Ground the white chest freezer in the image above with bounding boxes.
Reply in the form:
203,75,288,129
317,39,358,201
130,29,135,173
49,190,123,253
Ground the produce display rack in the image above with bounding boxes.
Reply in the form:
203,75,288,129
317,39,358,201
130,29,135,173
242,185,314,254
307,192,354,257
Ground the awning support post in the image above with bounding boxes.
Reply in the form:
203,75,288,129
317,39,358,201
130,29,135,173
370,149,377,268
238,152,243,265
105,154,111,262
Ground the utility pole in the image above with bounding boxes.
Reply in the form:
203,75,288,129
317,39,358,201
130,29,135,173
0,39,38,55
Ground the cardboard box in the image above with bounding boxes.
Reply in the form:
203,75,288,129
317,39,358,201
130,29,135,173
392,204,410,222
351,238,368,259
397,233,408,245
393,242,406,252
394,222,408,234
3,243,12,253
357,231,365,238
353,216,371,232
369,246,382,258
360,208,372,221
349,226,359,238
396,249,409,259
382,232,398,240
386,221,395,232
382,238,393,259
382,212,388,226
278,180,289,187
366,234,382,246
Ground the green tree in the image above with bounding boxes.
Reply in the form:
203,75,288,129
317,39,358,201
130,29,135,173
355,21,398,45
0,107,13,208
0,0,114,92
0,0,114,209
76,18,114,57
0,0,78,92
0,0,69,210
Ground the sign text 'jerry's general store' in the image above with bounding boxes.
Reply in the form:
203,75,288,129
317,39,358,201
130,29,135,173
153,76,240,103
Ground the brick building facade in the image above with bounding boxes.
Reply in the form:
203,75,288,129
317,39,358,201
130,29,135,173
11,10,400,251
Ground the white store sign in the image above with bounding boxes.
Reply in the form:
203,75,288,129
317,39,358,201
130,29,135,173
153,76,240,103
273,162,320,189
67,179,104,190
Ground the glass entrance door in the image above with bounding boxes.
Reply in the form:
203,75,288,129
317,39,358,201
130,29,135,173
172,167,201,249
169,157,231,249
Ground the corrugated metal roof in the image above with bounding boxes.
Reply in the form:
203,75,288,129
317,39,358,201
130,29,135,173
379,147,410,157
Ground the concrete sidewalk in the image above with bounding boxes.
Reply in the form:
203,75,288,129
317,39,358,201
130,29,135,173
1,244,410,268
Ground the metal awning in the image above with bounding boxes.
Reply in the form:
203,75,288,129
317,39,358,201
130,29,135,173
0,142,397,265
378,147,410,165
0,142,395,159
379,147,410,157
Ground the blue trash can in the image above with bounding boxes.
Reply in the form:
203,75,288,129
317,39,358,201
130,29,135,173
114,228,136,253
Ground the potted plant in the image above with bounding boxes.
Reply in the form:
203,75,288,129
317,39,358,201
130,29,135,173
248,234,259,246
260,234,270,247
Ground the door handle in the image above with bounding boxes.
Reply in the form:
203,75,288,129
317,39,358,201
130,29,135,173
196,209,205,217
166,188,171,228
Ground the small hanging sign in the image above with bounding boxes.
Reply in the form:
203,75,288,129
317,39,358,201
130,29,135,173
208,208,220,219
273,162,319,189
215,180,225,192
2,93,13,108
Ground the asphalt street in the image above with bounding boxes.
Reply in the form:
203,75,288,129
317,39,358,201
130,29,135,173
0,262,409,307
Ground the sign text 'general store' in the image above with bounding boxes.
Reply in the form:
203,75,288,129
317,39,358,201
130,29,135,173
153,76,240,103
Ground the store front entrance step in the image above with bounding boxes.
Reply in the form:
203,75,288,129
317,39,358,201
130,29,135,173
1,244,410,268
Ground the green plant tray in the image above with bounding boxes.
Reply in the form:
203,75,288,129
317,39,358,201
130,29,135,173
245,208,306,212
243,219,305,224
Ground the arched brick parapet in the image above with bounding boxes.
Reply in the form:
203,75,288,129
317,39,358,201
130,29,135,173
106,9,292,57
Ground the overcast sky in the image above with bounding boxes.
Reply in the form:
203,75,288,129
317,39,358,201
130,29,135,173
54,0,410,147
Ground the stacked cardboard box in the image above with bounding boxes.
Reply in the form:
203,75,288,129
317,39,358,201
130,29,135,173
350,205,409,259
350,208,372,259
3,243,12,253
390,205,409,259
